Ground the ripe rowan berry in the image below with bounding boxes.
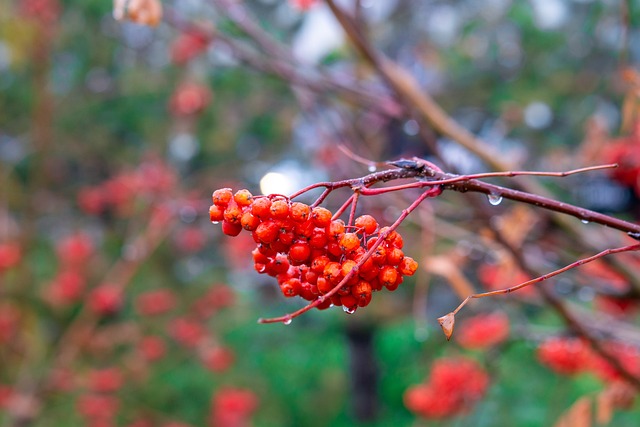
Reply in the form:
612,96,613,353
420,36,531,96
222,221,242,237
378,265,398,288
223,203,242,224
280,279,301,297
267,254,290,275
355,215,378,235
399,256,418,276
209,204,225,222
341,259,358,277
240,211,260,231
290,202,311,222
323,262,342,284
309,228,328,248
352,281,372,307
340,295,358,311
386,247,404,266
311,207,332,227
311,255,330,273
316,277,333,294
255,221,279,244
294,220,315,240
270,199,290,219
339,233,360,252
212,188,233,206
327,220,346,240
233,189,253,206
289,241,311,264
251,197,272,219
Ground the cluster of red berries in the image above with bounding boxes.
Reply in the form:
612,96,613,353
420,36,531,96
404,357,489,419
210,188,418,313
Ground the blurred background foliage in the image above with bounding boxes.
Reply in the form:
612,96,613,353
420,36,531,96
1,0,640,426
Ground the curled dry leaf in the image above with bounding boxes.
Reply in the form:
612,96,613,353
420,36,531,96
437,312,455,341
113,0,163,27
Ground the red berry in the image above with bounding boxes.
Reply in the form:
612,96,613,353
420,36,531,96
222,221,242,237
316,277,333,294
352,281,372,307
311,255,330,273
289,242,311,264
386,247,404,266
280,278,301,297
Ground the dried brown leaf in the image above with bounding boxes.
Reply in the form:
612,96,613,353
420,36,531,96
437,312,455,341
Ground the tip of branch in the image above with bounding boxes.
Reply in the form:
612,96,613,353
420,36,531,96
437,312,456,341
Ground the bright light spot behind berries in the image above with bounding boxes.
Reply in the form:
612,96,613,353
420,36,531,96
260,172,295,196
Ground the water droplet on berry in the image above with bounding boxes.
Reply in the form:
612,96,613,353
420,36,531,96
342,306,356,314
368,165,377,172
283,316,292,325
487,193,503,206
581,219,589,224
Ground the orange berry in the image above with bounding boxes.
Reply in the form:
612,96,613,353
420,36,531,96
355,215,378,235
240,211,260,231
233,189,253,206
212,188,233,206
251,198,272,219
311,207,332,227
399,256,418,276
255,220,279,244
223,202,242,224
339,233,360,252
290,202,311,222
378,265,398,288
327,220,346,241
323,262,342,284
270,199,290,219
209,204,224,222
